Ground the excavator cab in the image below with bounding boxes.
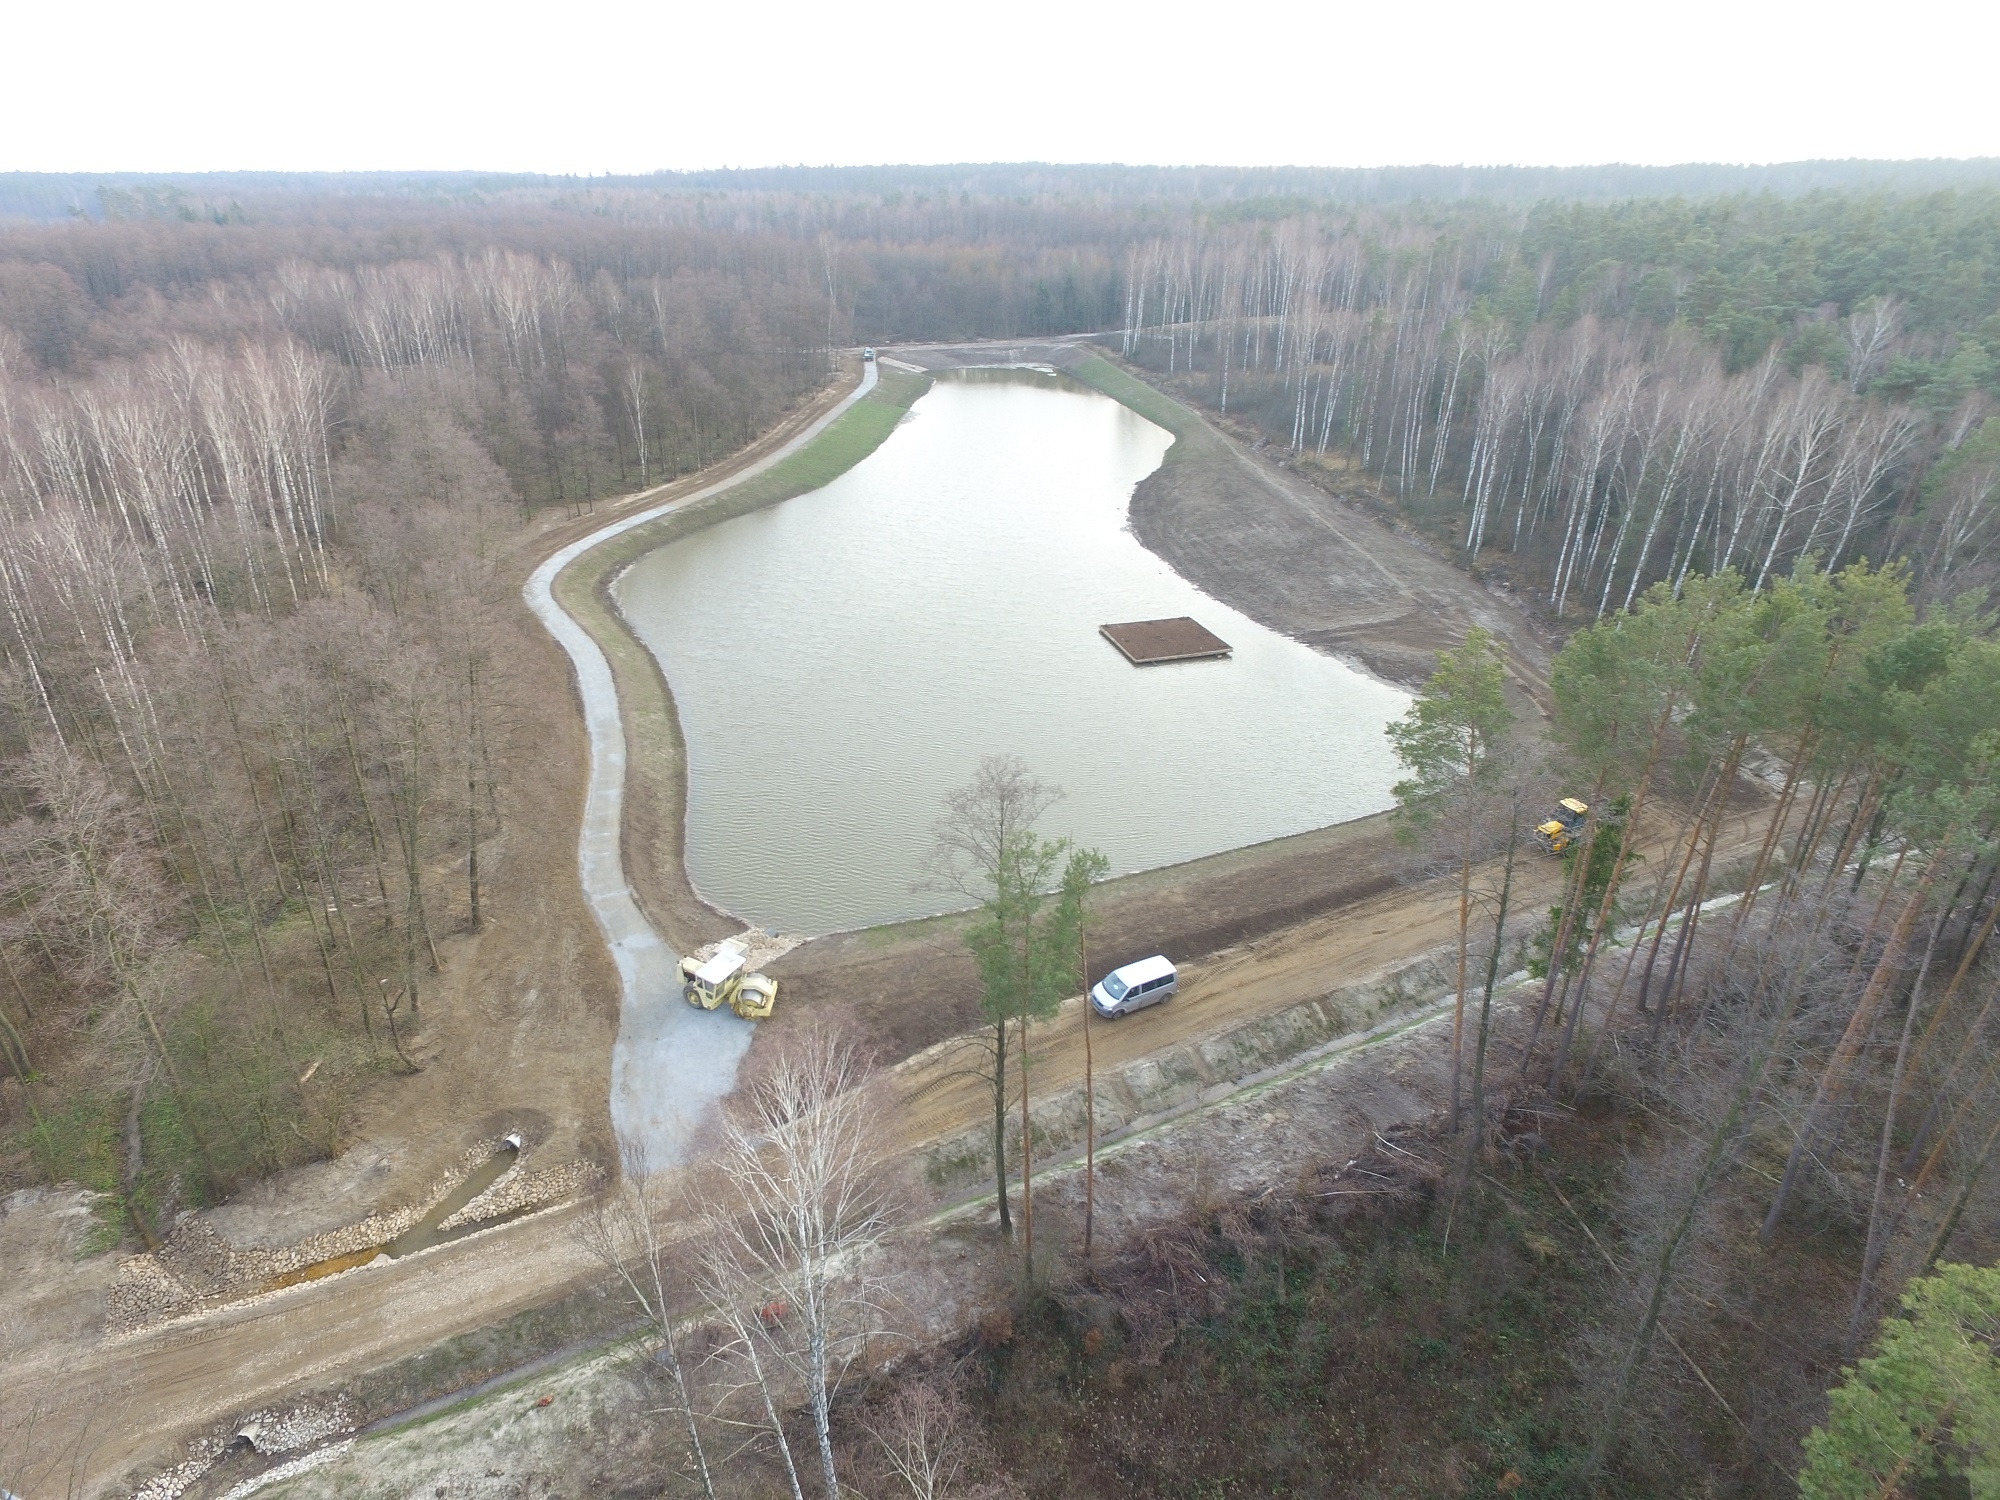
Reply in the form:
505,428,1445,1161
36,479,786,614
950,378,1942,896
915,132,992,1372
681,947,744,1010
1534,798,1590,855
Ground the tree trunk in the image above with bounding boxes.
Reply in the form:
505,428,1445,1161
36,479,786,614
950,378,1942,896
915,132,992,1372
1458,804,1519,1209
1844,897,1953,1355
1586,746,1734,1079
1549,706,1672,1093
1524,769,1609,1066
1584,937,1807,1479
740,1323,808,1500
337,699,396,916
123,1064,160,1250
1762,841,1948,1243
1083,923,1096,1262
1452,816,1472,1131
1637,742,1740,1016
1728,731,1814,937
1894,892,2000,1171
1919,1112,2000,1274
1020,1011,1034,1275
810,1320,838,1500
991,1018,1011,1237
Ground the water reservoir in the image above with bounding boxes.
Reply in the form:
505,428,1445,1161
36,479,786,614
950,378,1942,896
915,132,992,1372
615,369,1409,933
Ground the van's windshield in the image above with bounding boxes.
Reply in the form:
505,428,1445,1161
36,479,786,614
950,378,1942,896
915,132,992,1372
1100,974,1129,1001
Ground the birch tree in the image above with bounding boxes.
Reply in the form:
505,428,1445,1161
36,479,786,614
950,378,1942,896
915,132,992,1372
579,1148,718,1500
1387,627,1514,1131
920,756,1059,1238
704,1025,896,1500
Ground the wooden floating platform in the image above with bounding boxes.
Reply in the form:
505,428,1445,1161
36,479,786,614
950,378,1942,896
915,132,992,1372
1099,616,1233,665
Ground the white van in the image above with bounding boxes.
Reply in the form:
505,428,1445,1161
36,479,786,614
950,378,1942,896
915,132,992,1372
1091,955,1178,1017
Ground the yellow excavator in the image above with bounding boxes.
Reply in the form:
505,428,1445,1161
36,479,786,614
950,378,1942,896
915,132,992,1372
679,938,779,1020
1534,798,1590,855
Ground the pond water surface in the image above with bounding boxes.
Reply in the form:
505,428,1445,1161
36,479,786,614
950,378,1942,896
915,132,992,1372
616,369,1409,934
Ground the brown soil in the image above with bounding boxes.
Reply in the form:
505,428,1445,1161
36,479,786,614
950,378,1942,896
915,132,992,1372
192,990,1599,1498
1130,394,1556,698
871,800,1771,1156
2,345,1681,1496
0,368,868,1496
747,337,1557,1070
770,813,1413,1068
24,794,1767,1499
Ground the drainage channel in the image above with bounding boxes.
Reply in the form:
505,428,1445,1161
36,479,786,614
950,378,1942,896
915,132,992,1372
264,1140,523,1292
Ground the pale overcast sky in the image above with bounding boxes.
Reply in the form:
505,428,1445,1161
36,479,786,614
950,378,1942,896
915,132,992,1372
6,0,1996,174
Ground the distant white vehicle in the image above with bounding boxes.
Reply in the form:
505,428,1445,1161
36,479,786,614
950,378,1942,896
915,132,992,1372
1091,955,1178,1018
862,347,876,361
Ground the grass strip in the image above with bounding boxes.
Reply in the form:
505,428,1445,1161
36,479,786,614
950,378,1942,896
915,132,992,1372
547,366,932,950
1066,354,1229,459
559,365,930,585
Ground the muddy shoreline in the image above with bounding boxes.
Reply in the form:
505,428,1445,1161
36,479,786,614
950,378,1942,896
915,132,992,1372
726,342,1552,1065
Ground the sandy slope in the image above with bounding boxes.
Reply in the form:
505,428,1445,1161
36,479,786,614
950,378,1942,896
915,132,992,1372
12,344,1724,1496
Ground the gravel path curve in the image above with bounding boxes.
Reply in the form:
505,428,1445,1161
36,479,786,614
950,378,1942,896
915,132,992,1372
524,361,878,1163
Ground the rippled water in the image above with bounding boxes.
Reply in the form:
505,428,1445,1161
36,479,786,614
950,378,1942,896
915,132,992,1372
616,369,1410,934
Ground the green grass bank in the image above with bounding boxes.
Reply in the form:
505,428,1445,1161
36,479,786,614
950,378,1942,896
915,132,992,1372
548,366,931,950
1067,353,1229,459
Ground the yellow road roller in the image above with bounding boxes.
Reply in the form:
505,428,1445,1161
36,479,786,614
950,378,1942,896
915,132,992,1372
678,939,780,1020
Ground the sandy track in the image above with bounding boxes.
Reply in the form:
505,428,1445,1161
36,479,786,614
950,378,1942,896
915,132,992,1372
13,1204,598,1494
22,800,1766,1497
886,804,1771,1152
20,345,1727,1495
524,359,879,1167
9,371,881,1498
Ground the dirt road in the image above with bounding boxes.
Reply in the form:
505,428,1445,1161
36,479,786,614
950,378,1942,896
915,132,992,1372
884,801,1771,1152
28,797,1766,1500
11,345,1659,1495
15,798,1772,1498
524,358,879,1167
3,369,882,1498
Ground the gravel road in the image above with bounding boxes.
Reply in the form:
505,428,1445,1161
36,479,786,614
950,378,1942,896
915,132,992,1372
11,347,1715,1497
522,361,878,1166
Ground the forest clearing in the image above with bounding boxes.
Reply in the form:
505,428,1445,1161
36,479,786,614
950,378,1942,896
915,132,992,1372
1,164,1999,1498
0,329,1568,1494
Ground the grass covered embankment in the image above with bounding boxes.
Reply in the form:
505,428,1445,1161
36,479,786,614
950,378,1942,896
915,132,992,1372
1067,353,1229,460
549,366,932,950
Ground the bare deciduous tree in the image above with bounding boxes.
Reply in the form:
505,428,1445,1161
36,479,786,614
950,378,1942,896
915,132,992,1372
865,1370,997,1500
920,756,1061,1238
578,1148,717,1500
702,1024,898,1499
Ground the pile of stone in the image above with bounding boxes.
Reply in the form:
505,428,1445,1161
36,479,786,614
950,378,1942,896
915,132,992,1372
105,1136,564,1330
129,1396,357,1500
233,1394,358,1454
687,927,802,973
106,1252,200,1331
130,1436,227,1500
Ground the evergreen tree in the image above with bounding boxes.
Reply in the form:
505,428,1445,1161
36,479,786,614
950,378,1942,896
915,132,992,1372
1388,626,1514,1130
